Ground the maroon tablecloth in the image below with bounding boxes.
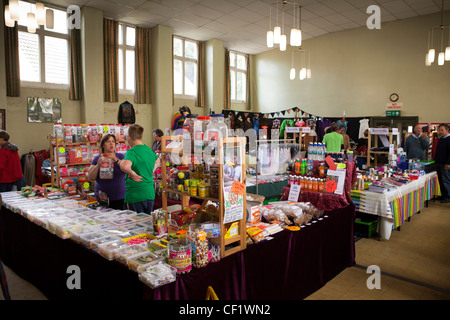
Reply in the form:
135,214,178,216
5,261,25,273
0,202,355,300
281,161,357,211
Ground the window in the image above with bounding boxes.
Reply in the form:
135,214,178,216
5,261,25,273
173,36,198,98
229,51,247,103
17,1,69,87
118,24,136,93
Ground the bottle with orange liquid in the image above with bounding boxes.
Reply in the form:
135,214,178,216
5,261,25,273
294,159,301,174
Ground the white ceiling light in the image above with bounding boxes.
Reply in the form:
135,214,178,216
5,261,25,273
27,12,36,33
426,0,449,66
8,0,20,21
35,2,45,25
4,5,15,27
266,0,302,50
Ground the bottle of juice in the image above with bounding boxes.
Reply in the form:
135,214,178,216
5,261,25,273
319,162,326,178
318,179,325,192
294,159,301,174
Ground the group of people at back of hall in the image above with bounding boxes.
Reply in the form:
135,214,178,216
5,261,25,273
0,125,164,215
320,122,450,204
403,123,450,204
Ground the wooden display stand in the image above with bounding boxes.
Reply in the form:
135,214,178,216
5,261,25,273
49,135,99,188
367,129,398,167
160,135,247,258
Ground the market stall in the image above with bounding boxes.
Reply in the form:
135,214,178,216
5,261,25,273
351,171,439,240
0,192,355,300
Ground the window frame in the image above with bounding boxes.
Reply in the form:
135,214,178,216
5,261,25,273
17,7,70,90
173,36,198,100
229,50,247,104
118,23,136,94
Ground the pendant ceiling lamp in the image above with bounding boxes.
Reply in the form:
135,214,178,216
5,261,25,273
266,0,302,52
3,1,54,32
426,0,449,66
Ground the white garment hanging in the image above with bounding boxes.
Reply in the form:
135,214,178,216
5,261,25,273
359,119,370,139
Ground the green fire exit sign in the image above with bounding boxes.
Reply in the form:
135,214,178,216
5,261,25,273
386,110,401,117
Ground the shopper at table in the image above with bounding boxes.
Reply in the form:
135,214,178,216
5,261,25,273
322,123,344,153
87,134,126,209
0,130,25,192
404,124,430,160
120,124,160,213
434,123,450,203
151,128,163,153
338,125,351,151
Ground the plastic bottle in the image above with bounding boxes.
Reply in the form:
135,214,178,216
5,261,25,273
115,124,123,141
313,178,319,192
109,124,116,137
318,178,325,192
194,116,210,155
300,159,307,175
308,142,314,159
81,144,89,162
294,159,301,174
80,124,88,142
124,124,131,140
72,124,83,143
55,145,66,164
183,114,197,155
88,124,99,143
319,162,326,178
205,115,221,149
53,123,63,142
99,124,108,139
99,155,114,179
64,124,73,144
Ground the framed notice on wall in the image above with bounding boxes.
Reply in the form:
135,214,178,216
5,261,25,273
0,109,5,130
27,97,62,123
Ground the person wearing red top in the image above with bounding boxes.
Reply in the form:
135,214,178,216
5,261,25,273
0,130,24,192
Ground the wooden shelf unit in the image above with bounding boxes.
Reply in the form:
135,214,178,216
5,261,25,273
367,129,398,167
160,135,247,259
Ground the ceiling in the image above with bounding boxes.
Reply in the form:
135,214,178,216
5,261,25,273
42,0,450,54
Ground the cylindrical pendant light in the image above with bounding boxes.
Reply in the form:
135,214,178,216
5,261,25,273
290,51,296,80
267,31,274,48
438,52,445,65
299,68,306,80
46,9,54,29
425,53,431,66
273,1,280,44
27,13,37,33
36,3,46,25
280,34,286,51
9,0,20,21
290,28,298,46
274,26,281,44
4,6,15,27
428,48,436,63
446,26,450,61
290,68,296,80
307,69,312,79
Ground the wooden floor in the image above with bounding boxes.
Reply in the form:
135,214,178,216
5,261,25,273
1,199,450,300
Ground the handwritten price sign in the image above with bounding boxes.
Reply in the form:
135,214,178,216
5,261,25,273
231,180,245,195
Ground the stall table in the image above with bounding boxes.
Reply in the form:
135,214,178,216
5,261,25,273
0,201,355,300
350,172,439,240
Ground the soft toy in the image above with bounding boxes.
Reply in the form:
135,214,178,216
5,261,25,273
171,106,192,131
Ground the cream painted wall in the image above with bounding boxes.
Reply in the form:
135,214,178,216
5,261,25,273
5,88,81,152
254,12,450,123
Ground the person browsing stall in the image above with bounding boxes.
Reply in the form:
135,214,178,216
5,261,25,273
120,124,160,213
0,130,25,192
87,134,126,209
434,123,450,203
152,128,164,153
322,123,344,153
338,125,351,151
404,124,430,160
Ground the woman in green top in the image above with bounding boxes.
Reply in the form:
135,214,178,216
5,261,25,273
120,124,160,214
322,123,344,153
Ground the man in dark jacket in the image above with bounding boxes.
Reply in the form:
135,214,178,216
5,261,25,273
434,123,450,203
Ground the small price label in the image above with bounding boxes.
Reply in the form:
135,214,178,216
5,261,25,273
288,184,301,202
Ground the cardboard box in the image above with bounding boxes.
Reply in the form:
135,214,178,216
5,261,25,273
246,193,265,224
